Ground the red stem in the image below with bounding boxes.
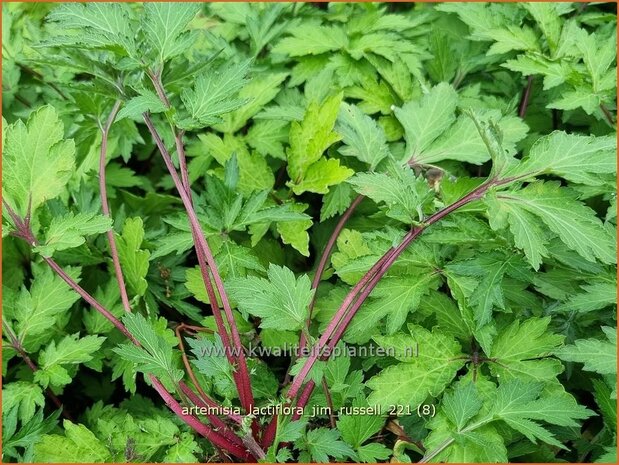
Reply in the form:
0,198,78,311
300,194,364,348
286,180,493,404
150,376,254,461
98,100,131,313
142,113,255,416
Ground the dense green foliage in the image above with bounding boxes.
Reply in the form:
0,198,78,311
2,2,617,463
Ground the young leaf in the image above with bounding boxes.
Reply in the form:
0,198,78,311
336,102,391,170
33,421,112,462
142,2,201,64
348,160,434,224
34,334,105,389
116,89,168,121
116,217,150,297
113,313,183,392
286,93,353,194
2,382,45,423
178,60,251,129
35,212,112,258
2,105,75,217
226,264,313,331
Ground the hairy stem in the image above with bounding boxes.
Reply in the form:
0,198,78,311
98,100,131,313
142,113,255,416
151,376,254,461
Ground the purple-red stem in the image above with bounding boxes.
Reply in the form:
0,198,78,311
3,321,73,420
300,194,364,348
150,375,254,462
518,76,533,119
285,180,493,406
142,113,256,417
3,202,251,460
98,100,131,314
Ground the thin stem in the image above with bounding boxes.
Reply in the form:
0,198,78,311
142,113,256,416
150,376,254,462
98,100,131,313
300,194,364,348
43,256,138,344
600,103,615,127
518,75,534,119
321,377,337,428
2,320,73,421
287,181,492,402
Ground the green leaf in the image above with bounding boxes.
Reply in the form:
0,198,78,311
276,202,313,257
33,420,112,462
273,24,348,56
35,212,112,257
45,3,136,56
348,161,434,224
299,427,355,463
34,334,105,389
336,102,390,170
113,313,182,392
394,82,457,161
506,132,616,186
2,382,45,423
142,2,200,63
116,89,168,121
489,317,564,384
555,327,617,376
337,397,385,449
466,109,518,178
495,182,616,265
226,264,313,331
14,264,80,345
116,217,150,297
442,382,483,431
187,335,236,398
178,60,251,129
367,324,466,408
287,93,352,194
2,105,75,217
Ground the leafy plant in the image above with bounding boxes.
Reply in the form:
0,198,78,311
2,2,616,463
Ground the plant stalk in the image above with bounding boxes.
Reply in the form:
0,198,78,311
98,100,131,313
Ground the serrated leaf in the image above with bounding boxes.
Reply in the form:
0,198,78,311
116,217,150,297
506,132,616,186
33,420,112,462
2,382,45,423
336,102,390,170
35,212,112,257
143,2,200,63
273,24,348,56
394,82,457,161
178,60,251,129
495,182,616,265
116,89,168,121
34,334,105,388
367,325,465,408
555,327,617,376
2,105,75,217
226,264,313,330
